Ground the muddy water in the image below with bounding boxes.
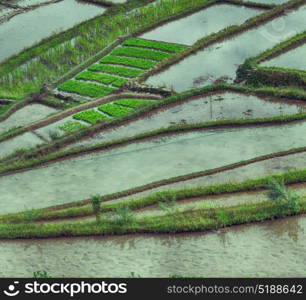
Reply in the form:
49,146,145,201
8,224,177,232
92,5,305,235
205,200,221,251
261,42,306,70
111,151,306,205
0,104,57,134
145,5,306,91
69,92,306,149
1,121,306,212
0,215,305,277
141,4,261,46
0,0,106,62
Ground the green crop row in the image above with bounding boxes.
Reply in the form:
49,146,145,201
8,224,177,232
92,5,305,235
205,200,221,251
122,38,187,53
98,103,134,117
75,70,128,87
111,77,129,87
59,121,88,133
88,64,144,78
100,55,157,69
113,98,153,108
58,80,116,98
75,71,118,85
111,46,171,61
73,109,110,124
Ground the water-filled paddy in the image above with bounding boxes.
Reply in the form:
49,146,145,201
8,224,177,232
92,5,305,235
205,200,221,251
0,215,305,277
0,0,106,62
0,132,43,158
261,42,306,70
106,151,306,205
145,5,306,91
141,4,261,45
1,121,306,213
69,92,306,148
0,104,57,134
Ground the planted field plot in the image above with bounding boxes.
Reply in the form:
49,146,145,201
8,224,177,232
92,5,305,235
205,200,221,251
146,4,306,91
56,37,187,99
70,91,306,148
34,97,156,139
261,42,306,70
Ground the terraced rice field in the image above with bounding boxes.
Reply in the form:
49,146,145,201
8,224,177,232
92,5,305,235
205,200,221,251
1,0,306,278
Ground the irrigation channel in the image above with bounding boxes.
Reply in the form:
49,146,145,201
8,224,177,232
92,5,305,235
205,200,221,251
0,0,306,277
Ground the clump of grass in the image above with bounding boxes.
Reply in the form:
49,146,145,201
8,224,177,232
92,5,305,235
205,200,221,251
59,120,88,133
112,206,135,226
33,270,51,278
122,38,187,53
266,179,301,213
48,130,61,141
100,55,157,70
73,109,110,124
98,103,134,117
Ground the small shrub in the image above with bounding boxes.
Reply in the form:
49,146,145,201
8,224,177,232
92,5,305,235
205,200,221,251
112,206,135,226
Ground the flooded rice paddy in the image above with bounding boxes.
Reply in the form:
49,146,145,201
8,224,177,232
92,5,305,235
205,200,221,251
1,121,306,213
0,215,305,277
141,4,261,45
261,42,306,70
145,4,306,91
0,0,106,62
69,92,306,149
0,104,57,134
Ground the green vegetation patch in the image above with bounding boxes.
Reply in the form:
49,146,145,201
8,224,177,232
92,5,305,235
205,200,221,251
75,71,118,85
100,55,157,70
98,103,134,117
111,77,129,87
73,109,110,124
58,80,116,98
59,121,88,133
113,98,153,108
88,64,144,78
123,38,187,53
111,46,171,61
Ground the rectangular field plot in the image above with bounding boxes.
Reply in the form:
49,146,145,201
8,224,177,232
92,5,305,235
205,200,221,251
140,4,261,45
122,38,187,53
73,109,110,124
111,46,172,61
113,98,154,108
260,43,306,70
75,71,128,87
58,80,115,98
98,103,134,117
100,55,157,70
88,64,144,78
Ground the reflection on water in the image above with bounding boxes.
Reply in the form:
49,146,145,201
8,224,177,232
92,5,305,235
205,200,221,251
0,0,106,62
0,215,305,277
146,5,306,91
261,42,306,70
